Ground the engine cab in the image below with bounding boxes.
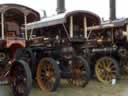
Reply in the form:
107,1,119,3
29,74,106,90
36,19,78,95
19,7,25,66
0,4,40,57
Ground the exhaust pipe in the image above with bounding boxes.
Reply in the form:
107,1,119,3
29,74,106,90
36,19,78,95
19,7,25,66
110,0,116,20
56,0,66,14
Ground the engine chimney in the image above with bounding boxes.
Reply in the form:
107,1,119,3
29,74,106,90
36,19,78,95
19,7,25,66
56,0,66,14
110,0,116,20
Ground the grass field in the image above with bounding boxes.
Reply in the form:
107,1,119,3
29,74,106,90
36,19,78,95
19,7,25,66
1,79,128,96
30,79,128,96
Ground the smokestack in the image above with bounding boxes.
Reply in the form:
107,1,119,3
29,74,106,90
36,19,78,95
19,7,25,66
56,0,66,14
110,0,116,20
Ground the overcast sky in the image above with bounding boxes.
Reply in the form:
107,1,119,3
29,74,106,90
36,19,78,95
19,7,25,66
0,0,127,20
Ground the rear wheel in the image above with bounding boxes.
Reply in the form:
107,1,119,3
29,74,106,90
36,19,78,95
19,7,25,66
95,56,119,84
68,56,90,87
36,57,60,92
9,60,32,96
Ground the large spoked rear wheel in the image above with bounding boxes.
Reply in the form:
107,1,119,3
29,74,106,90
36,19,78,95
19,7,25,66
36,57,60,92
95,56,119,84
68,56,90,87
9,60,32,96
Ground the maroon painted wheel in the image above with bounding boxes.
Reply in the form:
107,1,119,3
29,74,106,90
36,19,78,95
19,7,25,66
68,56,90,87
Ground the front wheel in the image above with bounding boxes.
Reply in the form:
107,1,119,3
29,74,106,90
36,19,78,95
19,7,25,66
68,56,91,87
95,56,119,84
36,57,60,92
9,60,32,96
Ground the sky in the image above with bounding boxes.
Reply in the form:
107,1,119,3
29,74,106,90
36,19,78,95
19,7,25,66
0,0,127,20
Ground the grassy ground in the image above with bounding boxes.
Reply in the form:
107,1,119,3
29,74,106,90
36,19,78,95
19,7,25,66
1,79,128,96
29,79,128,96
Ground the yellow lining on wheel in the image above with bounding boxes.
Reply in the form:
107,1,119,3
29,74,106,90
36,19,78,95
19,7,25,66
95,57,117,84
36,62,46,92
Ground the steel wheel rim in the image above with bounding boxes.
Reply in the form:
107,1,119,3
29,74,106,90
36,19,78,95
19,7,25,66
37,60,56,91
96,57,117,84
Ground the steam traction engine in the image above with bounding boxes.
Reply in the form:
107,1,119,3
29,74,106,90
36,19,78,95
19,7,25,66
9,10,91,96
0,3,40,96
80,0,128,84
85,18,128,84
9,0,128,96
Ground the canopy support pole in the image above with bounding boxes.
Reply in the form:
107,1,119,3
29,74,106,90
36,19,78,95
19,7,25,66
1,12,4,39
70,16,73,38
24,15,28,40
126,24,128,41
84,16,87,39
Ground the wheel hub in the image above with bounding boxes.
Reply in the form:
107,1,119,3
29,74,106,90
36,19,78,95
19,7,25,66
105,67,111,72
